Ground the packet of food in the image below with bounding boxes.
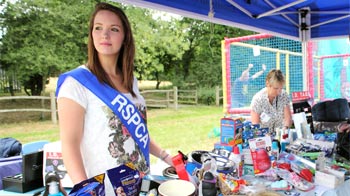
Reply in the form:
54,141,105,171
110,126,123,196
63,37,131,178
69,173,105,196
107,163,142,196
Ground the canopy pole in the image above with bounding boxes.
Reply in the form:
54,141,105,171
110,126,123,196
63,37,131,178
257,0,307,19
310,15,350,29
299,8,310,93
264,0,299,27
226,0,254,18
299,8,310,42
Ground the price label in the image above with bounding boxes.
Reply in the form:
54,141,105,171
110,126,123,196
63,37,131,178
292,91,310,101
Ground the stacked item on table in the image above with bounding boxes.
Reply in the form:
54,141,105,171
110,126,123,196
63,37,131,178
66,111,350,196
64,145,350,196
213,117,244,152
291,91,314,133
311,98,350,161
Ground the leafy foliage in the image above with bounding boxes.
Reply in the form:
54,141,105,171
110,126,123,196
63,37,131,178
0,0,95,95
0,0,254,94
126,7,187,88
176,18,253,88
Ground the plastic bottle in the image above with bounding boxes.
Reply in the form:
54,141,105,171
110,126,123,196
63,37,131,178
232,146,243,178
48,181,63,196
280,133,289,152
288,129,297,143
237,144,244,162
237,144,245,175
315,152,326,171
271,141,279,159
271,141,279,168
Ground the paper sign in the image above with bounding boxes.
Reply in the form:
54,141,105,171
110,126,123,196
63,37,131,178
253,45,261,56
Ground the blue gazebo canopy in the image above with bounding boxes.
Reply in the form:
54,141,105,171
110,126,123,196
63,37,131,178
114,0,350,41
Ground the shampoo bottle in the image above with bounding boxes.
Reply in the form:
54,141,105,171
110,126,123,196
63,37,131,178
232,146,243,178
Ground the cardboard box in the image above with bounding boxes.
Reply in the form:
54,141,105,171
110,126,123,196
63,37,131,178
220,118,243,145
315,167,345,188
43,141,73,188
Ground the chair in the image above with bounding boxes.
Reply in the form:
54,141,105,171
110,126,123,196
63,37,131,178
21,140,49,155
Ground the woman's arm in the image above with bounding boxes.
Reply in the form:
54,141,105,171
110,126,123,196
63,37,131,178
283,104,292,128
149,138,173,166
58,97,87,184
250,109,261,125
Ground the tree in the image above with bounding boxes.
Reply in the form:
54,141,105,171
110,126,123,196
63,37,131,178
0,1,187,91
125,7,187,89
174,17,253,88
0,0,254,94
0,0,95,95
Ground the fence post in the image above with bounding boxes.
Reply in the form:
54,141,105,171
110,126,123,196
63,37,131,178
50,92,57,124
216,86,220,106
173,86,178,110
166,91,170,107
41,96,45,120
195,89,198,105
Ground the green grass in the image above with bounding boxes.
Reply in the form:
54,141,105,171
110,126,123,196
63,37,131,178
0,105,224,164
147,106,223,163
0,121,59,143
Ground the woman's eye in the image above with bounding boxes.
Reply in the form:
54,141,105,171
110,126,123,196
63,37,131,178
94,26,102,30
111,27,119,32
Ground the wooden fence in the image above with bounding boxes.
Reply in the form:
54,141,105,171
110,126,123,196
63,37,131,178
141,86,223,108
216,86,223,106
0,86,223,124
0,92,57,124
140,86,198,109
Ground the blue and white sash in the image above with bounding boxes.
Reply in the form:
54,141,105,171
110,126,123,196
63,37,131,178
56,67,150,166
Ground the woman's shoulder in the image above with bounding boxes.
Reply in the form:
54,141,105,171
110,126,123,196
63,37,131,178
57,76,86,97
253,87,267,98
280,90,290,99
251,88,266,105
280,90,291,102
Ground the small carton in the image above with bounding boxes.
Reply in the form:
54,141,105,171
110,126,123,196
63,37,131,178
220,118,243,145
315,167,345,188
43,141,74,188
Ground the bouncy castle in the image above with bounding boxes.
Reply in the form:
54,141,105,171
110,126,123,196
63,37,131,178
222,34,350,114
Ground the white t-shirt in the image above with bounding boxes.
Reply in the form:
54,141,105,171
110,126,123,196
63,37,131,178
57,66,149,195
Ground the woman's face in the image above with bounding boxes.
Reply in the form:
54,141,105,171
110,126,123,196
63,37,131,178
92,10,125,57
267,81,284,98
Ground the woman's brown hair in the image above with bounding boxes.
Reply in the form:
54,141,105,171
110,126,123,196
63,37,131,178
87,2,136,97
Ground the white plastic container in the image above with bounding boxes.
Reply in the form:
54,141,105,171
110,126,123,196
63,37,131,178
232,146,243,177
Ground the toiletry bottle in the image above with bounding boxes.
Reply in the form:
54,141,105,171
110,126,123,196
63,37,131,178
232,146,243,178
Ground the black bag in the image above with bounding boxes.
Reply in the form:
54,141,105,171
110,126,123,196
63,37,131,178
336,131,350,160
0,137,22,158
311,98,350,122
